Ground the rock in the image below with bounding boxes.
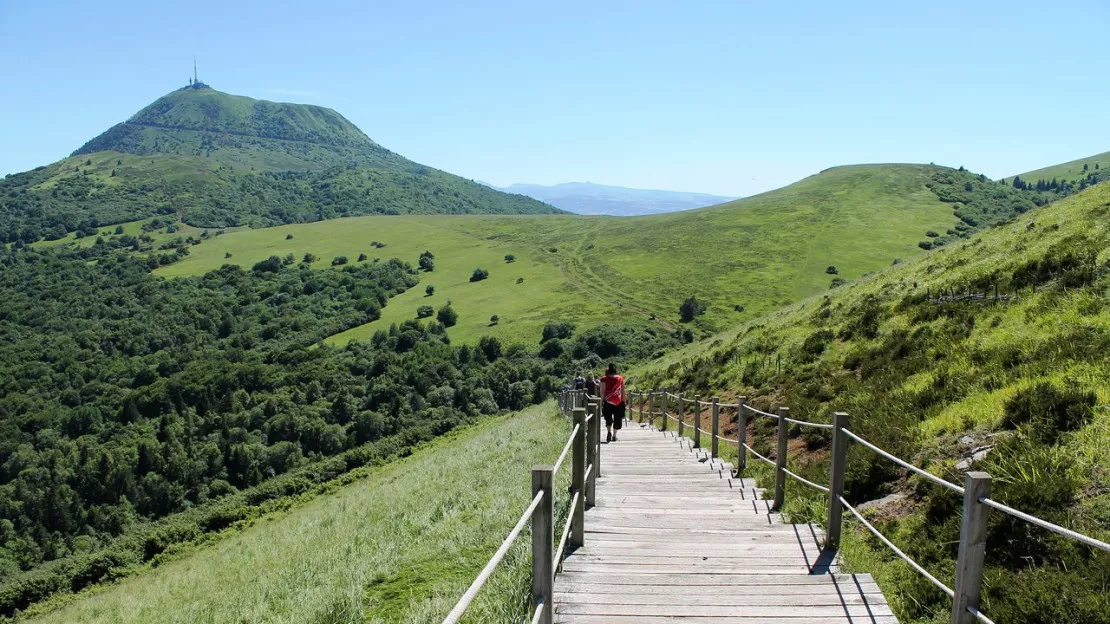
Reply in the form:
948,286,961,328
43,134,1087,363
956,446,992,472
959,435,976,446
857,493,907,512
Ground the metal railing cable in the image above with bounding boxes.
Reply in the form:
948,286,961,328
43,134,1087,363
529,601,545,624
967,605,997,624
442,490,546,624
784,416,834,429
840,495,955,599
744,405,778,419
551,424,580,476
554,492,581,566
842,429,965,495
783,467,830,493
743,442,776,467
979,497,1110,552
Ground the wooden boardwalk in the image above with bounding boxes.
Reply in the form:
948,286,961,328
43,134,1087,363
554,421,898,623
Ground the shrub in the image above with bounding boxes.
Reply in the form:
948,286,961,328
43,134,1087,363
538,338,564,360
437,304,458,327
516,277,524,284
469,268,488,282
1001,382,1096,444
303,253,317,264
489,314,499,326
358,253,368,262
679,296,706,323
829,277,846,288
285,234,293,240
331,256,348,266
925,230,939,238
252,256,283,273
918,240,934,250
801,329,834,357
504,254,516,263
224,252,232,259
416,305,434,319
425,285,434,296
419,256,434,272
541,321,575,342
733,304,745,313
282,253,295,265
826,266,838,275
479,336,502,360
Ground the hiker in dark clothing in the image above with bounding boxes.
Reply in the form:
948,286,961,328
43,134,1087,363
584,373,599,398
600,364,625,442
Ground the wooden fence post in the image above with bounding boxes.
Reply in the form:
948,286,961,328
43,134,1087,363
570,408,586,549
711,397,720,458
531,466,554,624
647,391,654,425
585,402,598,508
825,411,849,551
693,395,702,449
773,407,789,511
677,395,685,438
951,472,992,624
592,397,603,479
737,396,747,473
661,391,668,431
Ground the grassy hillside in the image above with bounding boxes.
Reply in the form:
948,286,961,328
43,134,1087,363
634,181,1110,623
0,87,557,242
21,403,569,624
130,163,1035,345
1004,150,1110,185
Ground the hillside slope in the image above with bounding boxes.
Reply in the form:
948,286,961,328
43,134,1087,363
1004,149,1109,186
636,182,1110,623
153,163,1036,345
496,181,736,215
0,86,558,241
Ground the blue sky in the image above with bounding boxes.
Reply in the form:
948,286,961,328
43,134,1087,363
1,0,1107,196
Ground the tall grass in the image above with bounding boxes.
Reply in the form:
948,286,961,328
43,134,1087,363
25,403,569,624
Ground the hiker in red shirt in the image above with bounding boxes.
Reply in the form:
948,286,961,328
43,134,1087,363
600,363,625,442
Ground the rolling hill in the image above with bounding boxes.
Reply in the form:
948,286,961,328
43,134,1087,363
0,84,558,242
1003,149,1110,186
490,181,737,215
632,180,1110,623
147,162,1034,345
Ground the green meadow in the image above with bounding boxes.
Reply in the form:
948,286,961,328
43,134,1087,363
1002,149,1109,185
137,163,962,346
27,403,569,624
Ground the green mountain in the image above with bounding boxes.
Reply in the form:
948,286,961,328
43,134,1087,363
638,180,1110,623
0,85,558,242
1003,149,1110,186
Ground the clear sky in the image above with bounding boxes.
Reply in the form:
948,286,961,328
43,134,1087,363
1,0,1107,197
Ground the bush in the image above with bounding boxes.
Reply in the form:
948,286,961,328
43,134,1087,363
437,304,458,327
538,338,564,360
826,266,838,275
252,256,283,273
419,255,434,272
303,253,317,264
1001,382,1096,444
918,240,934,250
470,268,488,282
358,253,368,262
504,254,515,263
331,256,348,266
829,277,846,288
425,285,434,296
679,296,706,323
925,230,939,238
285,234,293,240
416,305,434,318
479,336,502,360
541,321,575,342
489,314,499,326
516,277,524,284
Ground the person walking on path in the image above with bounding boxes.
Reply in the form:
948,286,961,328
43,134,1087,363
584,372,599,398
600,364,625,442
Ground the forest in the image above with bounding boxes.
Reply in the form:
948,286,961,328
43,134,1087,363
0,241,677,615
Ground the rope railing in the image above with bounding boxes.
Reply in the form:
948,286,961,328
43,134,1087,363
842,428,965,495
445,391,600,624
840,495,955,599
979,496,1110,552
442,490,545,624
627,385,1110,624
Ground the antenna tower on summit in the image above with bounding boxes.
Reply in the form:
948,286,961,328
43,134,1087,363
194,57,198,84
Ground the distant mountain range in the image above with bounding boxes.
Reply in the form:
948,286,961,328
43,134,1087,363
484,182,737,216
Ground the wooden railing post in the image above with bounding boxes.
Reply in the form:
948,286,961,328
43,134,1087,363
825,411,849,551
773,407,789,511
570,408,586,549
593,397,603,478
661,391,668,431
693,395,702,448
951,472,992,624
585,402,598,508
711,397,720,458
531,466,554,624
677,395,685,438
736,396,747,473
